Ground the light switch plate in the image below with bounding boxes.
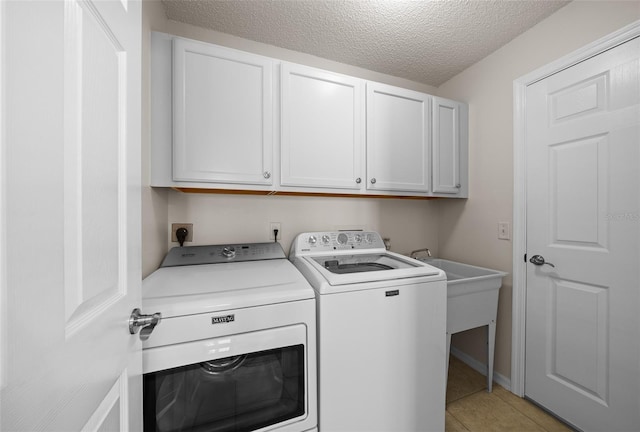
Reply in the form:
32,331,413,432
498,222,510,240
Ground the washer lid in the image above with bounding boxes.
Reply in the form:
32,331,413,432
142,259,315,318
302,251,442,286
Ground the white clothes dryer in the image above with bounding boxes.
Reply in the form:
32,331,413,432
290,231,447,432
141,242,317,432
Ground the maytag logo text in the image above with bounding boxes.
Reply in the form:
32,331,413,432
211,314,235,325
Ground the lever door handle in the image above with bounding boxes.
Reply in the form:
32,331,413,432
129,308,161,335
529,255,555,268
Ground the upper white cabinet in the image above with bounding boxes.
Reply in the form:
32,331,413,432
151,32,468,198
172,38,274,185
281,63,365,190
366,82,431,193
432,97,468,197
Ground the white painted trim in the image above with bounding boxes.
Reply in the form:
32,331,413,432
450,346,511,392
511,20,640,397
0,0,6,392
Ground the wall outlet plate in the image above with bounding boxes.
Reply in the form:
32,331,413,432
269,222,281,240
171,223,193,242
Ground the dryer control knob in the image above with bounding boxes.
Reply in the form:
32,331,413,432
222,246,236,258
337,233,348,245
322,235,331,244
308,235,317,245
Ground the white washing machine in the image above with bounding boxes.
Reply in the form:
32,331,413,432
141,242,317,432
289,231,447,432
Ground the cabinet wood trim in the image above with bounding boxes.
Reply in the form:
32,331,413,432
172,187,438,200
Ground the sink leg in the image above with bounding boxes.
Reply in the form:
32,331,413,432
487,320,496,392
446,332,451,379
445,332,452,398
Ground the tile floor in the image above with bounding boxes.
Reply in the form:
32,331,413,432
445,356,575,432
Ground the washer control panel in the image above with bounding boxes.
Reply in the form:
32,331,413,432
294,231,386,253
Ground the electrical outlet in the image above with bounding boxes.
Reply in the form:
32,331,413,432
171,223,193,242
498,222,510,240
269,222,281,240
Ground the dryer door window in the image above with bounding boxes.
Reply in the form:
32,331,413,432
143,344,305,432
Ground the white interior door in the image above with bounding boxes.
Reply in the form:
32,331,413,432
1,0,143,430
525,36,639,431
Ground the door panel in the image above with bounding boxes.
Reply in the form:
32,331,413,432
548,278,608,403
281,63,364,190
172,39,273,185
525,36,639,431
64,0,126,331
549,135,608,249
550,72,607,123
432,97,461,194
82,373,129,431
366,82,430,192
1,1,142,430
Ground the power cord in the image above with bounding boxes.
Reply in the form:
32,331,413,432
176,227,188,247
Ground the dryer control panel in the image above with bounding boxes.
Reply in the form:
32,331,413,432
161,242,286,267
292,231,386,254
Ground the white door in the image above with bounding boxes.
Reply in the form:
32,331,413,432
281,63,364,190
1,0,143,430
172,38,273,185
525,36,639,431
366,82,431,192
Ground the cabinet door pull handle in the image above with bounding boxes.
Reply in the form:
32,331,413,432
355,177,362,184
370,178,377,184
263,171,271,179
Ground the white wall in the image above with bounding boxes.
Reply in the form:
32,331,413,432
436,1,640,380
167,192,439,257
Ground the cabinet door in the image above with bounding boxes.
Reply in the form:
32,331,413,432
366,83,430,192
281,63,364,189
172,39,273,185
432,97,462,194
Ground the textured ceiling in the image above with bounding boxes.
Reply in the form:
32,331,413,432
161,0,570,87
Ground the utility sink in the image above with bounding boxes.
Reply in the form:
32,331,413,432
418,258,507,392
423,259,507,302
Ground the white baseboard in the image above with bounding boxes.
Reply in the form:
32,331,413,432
450,346,512,392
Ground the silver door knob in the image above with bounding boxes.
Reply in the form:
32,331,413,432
455,183,461,188
370,178,377,184
129,308,161,335
263,171,271,179
529,255,555,268
356,177,362,184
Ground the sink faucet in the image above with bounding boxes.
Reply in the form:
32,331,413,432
410,248,432,259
